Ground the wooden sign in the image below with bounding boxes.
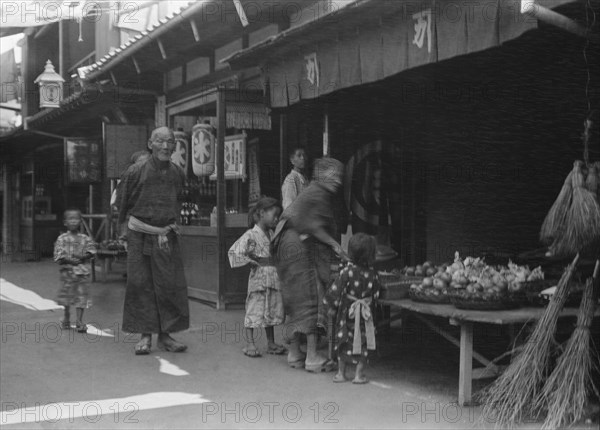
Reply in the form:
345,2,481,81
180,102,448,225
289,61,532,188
64,138,102,184
210,133,247,181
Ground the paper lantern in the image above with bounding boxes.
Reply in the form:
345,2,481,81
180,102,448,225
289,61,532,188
171,130,191,176
191,123,215,177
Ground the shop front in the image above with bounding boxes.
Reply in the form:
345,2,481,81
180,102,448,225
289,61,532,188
164,86,277,308
224,0,589,265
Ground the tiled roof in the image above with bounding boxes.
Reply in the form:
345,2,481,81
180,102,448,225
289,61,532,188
76,1,199,81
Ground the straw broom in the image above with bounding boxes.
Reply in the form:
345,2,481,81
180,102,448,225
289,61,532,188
550,161,600,257
479,254,579,429
537,265,599,430
540,167,574,244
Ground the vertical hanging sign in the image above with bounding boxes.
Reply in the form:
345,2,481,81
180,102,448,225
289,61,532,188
64,138,102,184
247,138,261,206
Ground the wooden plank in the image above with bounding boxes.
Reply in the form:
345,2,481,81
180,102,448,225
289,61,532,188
190,19,200,42
216,88,226,310
458,322,473,406
157,39,167,60
132,56,141,75
381,299,592,325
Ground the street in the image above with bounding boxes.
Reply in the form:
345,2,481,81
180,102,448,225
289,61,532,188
0,259,596,430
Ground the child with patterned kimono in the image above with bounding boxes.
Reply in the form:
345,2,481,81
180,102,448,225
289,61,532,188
324,233,381,384
54,209,97,332
228,197,286,357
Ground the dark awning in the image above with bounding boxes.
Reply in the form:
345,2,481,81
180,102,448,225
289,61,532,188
223,0,579,108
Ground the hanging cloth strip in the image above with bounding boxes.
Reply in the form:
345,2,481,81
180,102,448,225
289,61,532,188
347,294,376,354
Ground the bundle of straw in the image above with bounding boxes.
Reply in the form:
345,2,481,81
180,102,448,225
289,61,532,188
479,254,579,429
540,168,574,244
537,271,599,430
549,161,600,257
561,162,600,255
586,163,598,194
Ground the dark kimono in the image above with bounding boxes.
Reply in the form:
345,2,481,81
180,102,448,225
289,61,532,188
272,182,339,337
325,262,380,364
118,157,189,334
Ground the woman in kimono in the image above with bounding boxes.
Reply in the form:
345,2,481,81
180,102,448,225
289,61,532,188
272,157,349,372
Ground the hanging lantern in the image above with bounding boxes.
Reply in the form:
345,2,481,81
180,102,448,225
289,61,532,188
171,130,191,177
191,122,215,177
34,60,65,109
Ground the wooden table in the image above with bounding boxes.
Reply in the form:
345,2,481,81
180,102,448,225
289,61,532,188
380,299,596,406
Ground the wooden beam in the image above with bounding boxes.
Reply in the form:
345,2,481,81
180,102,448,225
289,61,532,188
132,57,141,75
522,0,600,42
190,19,200,42
157,39,167,60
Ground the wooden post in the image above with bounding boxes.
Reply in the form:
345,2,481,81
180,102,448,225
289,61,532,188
458,322,474,406
279,113,287,188
58,21,65,100
216,89,227,310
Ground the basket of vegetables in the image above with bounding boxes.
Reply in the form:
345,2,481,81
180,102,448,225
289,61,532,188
378,269,423,300
450,289,520,310
408,284,454,304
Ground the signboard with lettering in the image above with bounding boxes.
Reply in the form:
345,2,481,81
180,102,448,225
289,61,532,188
210,133,247,181
64,138,102,184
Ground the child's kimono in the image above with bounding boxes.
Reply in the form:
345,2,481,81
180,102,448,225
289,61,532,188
54,232,97,308
324,262,381,364
228,225,284,328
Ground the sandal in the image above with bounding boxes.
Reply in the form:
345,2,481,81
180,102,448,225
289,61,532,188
267,344,287,355
243,346,262,358
134,337,152,355
157,335,187,353
352,376,369,384
305,359,336,373
288,359,305,369
60,320,71,330
332,374,347,383
75,322,87,333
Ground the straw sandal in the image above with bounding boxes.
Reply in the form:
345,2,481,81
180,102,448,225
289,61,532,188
305,359,336,373
134,337,152,355
60,319,71,330
332,374,348,383
75,322,87,333
267,344,287,355
243,346,262,358
157,336,187,353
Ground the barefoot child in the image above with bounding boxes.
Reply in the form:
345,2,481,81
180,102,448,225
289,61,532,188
228,197,286,357
54,209,97,332
325,233,380,383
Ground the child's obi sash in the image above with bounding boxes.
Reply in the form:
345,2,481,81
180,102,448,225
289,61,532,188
347,294,376,354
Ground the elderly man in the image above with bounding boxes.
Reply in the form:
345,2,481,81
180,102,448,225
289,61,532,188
118,127,189,355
